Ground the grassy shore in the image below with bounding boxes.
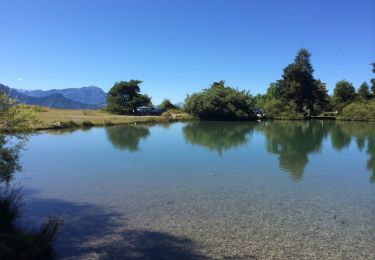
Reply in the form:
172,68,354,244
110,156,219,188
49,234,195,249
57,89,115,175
29,107,191,130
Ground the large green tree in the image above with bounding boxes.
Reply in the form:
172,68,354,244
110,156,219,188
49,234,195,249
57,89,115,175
272,48,328,115
184,81,255,120
332,80,356,109
358,81,371,100
106,80,151,114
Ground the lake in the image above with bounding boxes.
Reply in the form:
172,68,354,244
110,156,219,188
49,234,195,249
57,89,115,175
17,121,374,259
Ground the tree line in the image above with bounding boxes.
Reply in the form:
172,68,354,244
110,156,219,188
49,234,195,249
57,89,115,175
253,49,375,119
105,49,375,121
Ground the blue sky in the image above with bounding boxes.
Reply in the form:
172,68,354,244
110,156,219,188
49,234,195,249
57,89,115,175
0,0,374,104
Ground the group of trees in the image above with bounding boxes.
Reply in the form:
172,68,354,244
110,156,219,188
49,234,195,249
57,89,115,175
330,63,375,120
255,53,375,119
106,52,374,121
253,49,329,119
106,80,178,115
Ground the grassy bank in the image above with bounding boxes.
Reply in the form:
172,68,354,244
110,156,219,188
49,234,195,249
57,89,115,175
337,99,375,121
29,107,192,130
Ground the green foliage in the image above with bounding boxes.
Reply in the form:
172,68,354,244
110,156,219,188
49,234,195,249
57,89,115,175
0,93,62,258
357,81,371,100
252,83,281,110
184,81,255,120
263,99,305,120
332,80,357,110
0,136,24,183
159,99,177,110
106,80,151,115
263,49,328,117
312,80,331,113
0,93,36,132
82,120,95,127
272,49,328,114
338,99,375,121
253,94,267,109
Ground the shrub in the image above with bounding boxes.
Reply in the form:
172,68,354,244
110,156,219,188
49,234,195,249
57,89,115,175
332,80,357,110
82,120,94,127
263,99,305,120
184,81,255,121
338,99,375,121
0,94,36,132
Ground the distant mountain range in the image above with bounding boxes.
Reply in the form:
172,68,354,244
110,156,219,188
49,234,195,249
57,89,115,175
0,83,107,109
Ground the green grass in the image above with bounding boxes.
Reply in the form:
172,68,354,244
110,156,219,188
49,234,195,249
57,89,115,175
27,107,192,130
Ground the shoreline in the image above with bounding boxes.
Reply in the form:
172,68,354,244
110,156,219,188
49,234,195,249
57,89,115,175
30,108,192,131
17,107,375,133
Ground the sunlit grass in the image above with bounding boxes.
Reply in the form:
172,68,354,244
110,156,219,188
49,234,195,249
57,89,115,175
28,107,191,130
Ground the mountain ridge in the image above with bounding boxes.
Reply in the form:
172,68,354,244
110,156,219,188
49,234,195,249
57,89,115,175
16,86,107,105
0,83,105,109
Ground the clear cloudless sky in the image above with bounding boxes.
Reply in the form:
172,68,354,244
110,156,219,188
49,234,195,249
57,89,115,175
0,0,374,104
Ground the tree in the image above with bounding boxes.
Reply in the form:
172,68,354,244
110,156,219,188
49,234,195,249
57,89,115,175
272,48,328,115
358,81,371,100
106,80,151,114
159,99,177,110
0,93,62,259
370,62,375,95
312,79,330,113
184,81,255,120
332,80,356,109
0,93,35,132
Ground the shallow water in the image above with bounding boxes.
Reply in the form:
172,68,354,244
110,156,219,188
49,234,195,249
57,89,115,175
17,121,375,259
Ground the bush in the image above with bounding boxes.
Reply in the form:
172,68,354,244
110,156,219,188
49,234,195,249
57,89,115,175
0,94,36,132
338,99,375,121
263,99,305,120
82,120,94,127
184,81,255,121
332,80,357,110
